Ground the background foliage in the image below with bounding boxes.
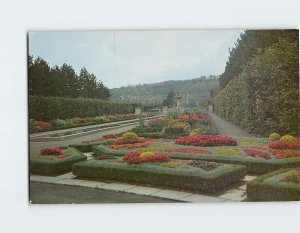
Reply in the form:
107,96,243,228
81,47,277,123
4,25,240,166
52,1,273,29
29,96,134,121
214,37,299,135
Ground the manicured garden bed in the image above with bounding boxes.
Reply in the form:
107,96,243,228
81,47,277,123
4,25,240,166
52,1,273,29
30,147,87,176
87,134,300,174
72,158,246,194
247,168,300,201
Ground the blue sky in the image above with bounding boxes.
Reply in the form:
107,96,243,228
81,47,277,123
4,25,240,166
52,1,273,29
29,30,243,88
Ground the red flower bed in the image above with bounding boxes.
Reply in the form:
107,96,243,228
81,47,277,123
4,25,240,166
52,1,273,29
81,134,118,143
111,138,157,145
40,147,62,155
268,141,300,150
163,148,212,155
272,149,300,159
56,154,65,159
109,143,149,149
244,149,270,160
37,121,51,128
179,114,189,121
123,151,171,164
175,135,237,147
191,113,201,120
102,134,117,139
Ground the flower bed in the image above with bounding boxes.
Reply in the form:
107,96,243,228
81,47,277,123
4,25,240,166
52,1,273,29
268,141,300,150
30,147,86,176
72,159,246,193
247,168,300,201
175,135,237,147
163,148,212,155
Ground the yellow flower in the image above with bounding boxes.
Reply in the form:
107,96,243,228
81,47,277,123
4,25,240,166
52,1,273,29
215,147,240,156
140,151,155,157
122,132,138,139
269,133,281,141
280,135,296,142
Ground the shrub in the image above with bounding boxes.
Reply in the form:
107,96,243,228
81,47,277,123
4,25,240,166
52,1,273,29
121,132,138,140
40,147,62,155
280,135,297,142
50,119,67,128
269,133,281,141
175,135,237,147
123,151,171,164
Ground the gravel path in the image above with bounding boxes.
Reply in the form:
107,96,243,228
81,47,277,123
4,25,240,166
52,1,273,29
209,113,251,138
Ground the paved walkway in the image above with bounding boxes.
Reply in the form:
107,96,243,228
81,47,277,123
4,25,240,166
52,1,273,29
29,125,135,156
209,113,251,138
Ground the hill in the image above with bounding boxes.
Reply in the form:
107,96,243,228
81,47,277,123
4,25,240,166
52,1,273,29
110,75,219,107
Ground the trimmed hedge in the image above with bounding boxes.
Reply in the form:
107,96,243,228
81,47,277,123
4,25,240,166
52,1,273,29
69,139,114,152
164,152,300,174
214,39,299,136
92,145,128,156
247,168,300,201
30,147,87,176
73,160,246,193
29,95,134,121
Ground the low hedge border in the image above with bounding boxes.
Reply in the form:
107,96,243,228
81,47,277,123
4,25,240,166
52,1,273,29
69,139,114,152
92,145,129,157
163,152,300,174
30,147,87,176
247,168,300,201
72,160,246,193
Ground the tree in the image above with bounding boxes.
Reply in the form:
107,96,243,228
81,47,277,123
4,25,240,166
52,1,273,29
219,30,299,89
163,90,176,107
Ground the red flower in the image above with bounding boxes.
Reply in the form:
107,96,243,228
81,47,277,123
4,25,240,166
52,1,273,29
268,141,300,150
179,114,189,121
56,154,65,159
175,135,237,147
36,121,51,128
272,149,300,159
102,134,117,139
163,148,212,155
244,149,270,160
123,151,171,164
40,147,62,155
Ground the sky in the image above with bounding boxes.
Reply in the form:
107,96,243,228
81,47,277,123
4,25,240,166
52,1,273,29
28,30,243,88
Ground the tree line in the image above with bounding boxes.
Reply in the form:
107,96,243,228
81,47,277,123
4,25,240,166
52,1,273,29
214,30,299,135
28,56,111,99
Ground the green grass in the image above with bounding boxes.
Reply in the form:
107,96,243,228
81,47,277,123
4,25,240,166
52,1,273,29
247,168,300,201
73,159,246,193
30,147,87,176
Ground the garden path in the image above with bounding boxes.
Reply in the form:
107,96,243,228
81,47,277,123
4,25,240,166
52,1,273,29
29,125,134,156
209,113,251,138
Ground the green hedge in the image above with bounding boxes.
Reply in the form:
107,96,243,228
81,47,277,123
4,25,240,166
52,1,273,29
164,152,300,174
247,168,300,201
29,95,134,121
92,145,128,156
73,160,246,193
69,139,114,152
214,39,299,135
30,147,87,176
